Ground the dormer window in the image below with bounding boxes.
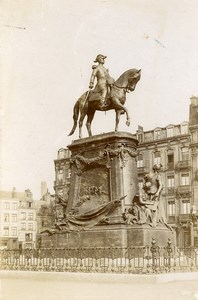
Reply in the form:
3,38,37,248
167,126,174,138
154,151,161,165
154,129,161,140
181,123,188,135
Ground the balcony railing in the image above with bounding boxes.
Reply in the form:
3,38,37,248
178,214,191,221
137,167,146,174
167,188,175,195
175,160,191,170
177,185,191,195
54,179,68,186
167,162,174,170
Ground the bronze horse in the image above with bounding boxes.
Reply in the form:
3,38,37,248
68,68,141,138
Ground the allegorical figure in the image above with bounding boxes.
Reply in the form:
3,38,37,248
124,164,167,228
89,54,115,107
141,163,163,227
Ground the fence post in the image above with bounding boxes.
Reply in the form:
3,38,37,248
165,238,173,272
150,238,159,273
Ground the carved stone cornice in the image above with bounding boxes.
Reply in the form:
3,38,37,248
70,144,137,175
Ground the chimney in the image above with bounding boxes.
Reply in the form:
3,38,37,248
12,187,17,198
189,96,198,126
41,181,47,198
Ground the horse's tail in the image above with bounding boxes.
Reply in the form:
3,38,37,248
68,101,79,136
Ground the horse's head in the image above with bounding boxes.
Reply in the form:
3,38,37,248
127,69,141,91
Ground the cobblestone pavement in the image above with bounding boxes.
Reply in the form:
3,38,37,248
1,273,198,300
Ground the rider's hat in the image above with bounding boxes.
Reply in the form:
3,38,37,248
94,54,107,63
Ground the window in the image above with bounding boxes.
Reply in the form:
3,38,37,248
168,202,175,216
4,213,9,222
137,154,143,168
192,131,198,142
67,169,71,179
154,130,161,140
11,227,17,236
58,150,65,159
11,214,17,222
42,220,48,227
58,169,64,181
167,127,174,138
181,200,190,214
181,124,188,135
181,147,189,161
167,175,175,188
58,189,63,197
154,151,161,165
181,173,190,185
138,180,143,191
167,153,174,169
21,223,26,230
42,206,48,214
4,202,10,209
25,233,33,241
21,212,26,220
28,202,33,208
28,223,33,231
3,227,9,236
20,201,26,208
12,202,18,210
28,213,33,220
138,133,144,143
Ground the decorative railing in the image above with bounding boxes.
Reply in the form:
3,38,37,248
178,214,191,221
137,167,146,174
175,160,191,171
167,187,175,195
1,239,198,274
177,185,191,195
167,163,174,170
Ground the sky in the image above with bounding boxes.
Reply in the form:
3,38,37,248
1,0,198,199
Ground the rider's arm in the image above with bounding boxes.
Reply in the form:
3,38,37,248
89,65,97,89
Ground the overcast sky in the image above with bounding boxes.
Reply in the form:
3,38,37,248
1,0,198,199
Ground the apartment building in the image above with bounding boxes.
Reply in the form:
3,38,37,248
0,188,37,249
36,190,55,234
53,148,71,221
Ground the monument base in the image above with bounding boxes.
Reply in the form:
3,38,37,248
39,224,176,248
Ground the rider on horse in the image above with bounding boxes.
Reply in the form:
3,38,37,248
89,54,115,107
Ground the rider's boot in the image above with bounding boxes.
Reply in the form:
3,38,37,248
100,97,107,108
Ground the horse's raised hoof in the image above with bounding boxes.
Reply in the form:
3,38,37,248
126,120,130,127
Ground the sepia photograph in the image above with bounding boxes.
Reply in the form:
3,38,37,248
1,0,198,299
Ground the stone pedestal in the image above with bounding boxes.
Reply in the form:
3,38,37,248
39,131,176,248
67,131,138,220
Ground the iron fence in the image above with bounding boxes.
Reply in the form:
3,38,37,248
1,239,198,274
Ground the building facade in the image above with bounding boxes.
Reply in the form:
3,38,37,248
0,188,37,249
133,96,198,247
36,190,55,234
53,148,71,221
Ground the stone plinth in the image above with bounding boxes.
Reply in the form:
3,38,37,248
67,131,138,220
39,224,176,248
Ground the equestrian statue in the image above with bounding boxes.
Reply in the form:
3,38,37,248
68,54,141,138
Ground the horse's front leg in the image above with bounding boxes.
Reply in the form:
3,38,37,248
112,98,130,127
86,109,95,137
115,110,122,132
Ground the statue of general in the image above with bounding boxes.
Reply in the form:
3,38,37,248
69,55,141,138
88,54,115,107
